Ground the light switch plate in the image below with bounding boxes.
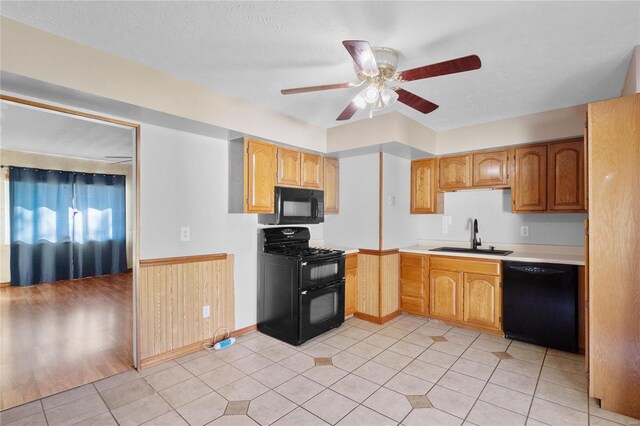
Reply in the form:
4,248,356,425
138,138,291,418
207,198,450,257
203,305,210,318
521,226,529,237
180,227,190,242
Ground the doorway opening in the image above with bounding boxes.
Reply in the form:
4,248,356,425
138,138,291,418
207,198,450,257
0,96,140,410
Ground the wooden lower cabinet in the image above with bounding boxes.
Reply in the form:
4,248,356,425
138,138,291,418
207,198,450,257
462,273,501,330
429,269,462,322
399,253,503,334
345,254,357,316
400,253,427,316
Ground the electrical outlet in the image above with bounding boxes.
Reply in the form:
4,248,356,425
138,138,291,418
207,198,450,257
203,305,210,318
180,227,190,242
521,226,529,237
442,216,452,234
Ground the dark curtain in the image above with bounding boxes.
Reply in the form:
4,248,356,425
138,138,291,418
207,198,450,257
72,173,127,278
9,167,74,285
9,167,127,286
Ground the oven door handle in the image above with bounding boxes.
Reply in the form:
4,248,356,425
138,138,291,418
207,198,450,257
301,255,344,267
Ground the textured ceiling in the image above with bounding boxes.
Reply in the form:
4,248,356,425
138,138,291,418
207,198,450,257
1,1,638,130
1,101,134,161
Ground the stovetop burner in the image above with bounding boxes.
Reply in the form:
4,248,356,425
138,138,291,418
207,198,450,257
267,245,342,258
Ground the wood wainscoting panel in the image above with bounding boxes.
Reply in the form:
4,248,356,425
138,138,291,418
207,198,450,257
139,255,235,362
356,253,379,317
380,253,400,317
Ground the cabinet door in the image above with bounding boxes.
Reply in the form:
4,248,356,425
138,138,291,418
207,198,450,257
463,273,501,330
513,145,547,212
324,157,339,213
277,147,301,187
439,155,471,190
429,269,461,322
411,158,442,214
345,267,357,316
548,140,585,211
301,153,323,188
473,150,509,188
245,139,276,213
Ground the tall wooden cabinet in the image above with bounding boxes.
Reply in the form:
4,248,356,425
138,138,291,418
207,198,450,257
324,158,339,213
587,94,640,419
411,158,443,214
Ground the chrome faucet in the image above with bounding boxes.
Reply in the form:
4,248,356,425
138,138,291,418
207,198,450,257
472,219,482,250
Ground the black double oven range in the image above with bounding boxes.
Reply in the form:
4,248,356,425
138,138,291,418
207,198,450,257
258,227,345,346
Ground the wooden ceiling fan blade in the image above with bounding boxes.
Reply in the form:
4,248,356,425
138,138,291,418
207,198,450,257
394,88,439,114
281,82,355,95
342,40,379,77
397,55,481,82
336,101,359,121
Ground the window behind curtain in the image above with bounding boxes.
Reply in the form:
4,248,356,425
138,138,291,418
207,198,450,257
9,167,126,286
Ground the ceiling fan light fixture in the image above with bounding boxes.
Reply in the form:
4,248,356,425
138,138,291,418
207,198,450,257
362,84,380,104
380,87,399,106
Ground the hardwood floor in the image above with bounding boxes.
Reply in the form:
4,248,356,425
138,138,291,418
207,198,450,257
0,272,133,410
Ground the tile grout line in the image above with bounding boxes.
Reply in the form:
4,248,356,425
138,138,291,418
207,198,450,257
460,335,516,424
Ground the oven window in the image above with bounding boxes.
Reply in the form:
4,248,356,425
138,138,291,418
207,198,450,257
309,292,337,325
309,263,339,281
283,200,311,217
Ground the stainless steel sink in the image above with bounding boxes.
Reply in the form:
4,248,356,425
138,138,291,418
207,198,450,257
430,246,513,256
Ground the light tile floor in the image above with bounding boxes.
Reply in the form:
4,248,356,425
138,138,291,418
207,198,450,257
2,314,639,426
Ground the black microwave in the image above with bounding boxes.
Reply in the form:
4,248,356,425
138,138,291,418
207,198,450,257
258,187,324,225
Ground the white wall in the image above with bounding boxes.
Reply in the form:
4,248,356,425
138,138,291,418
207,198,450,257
416,190,587,246
140,124,322,329
323,153,379,249
382,154,419,249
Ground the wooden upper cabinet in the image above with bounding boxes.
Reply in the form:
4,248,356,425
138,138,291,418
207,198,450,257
463,273,501,330
513,145,547,212
472,150,509,188
245,139,276,213
301,153,323,188
429,269,461,322
411,158,443,214
277,147,301,187
324,157,339,213
439,155,471,190
548,139,585,212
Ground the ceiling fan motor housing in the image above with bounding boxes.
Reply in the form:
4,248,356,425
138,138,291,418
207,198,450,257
355,47,399,81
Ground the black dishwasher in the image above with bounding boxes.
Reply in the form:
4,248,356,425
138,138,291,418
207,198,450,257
503,262,578,353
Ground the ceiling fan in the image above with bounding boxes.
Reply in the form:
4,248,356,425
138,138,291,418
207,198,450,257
281,40,482,121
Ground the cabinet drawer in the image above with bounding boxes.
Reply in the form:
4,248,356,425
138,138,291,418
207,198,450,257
401,295,425,315
400,253,424,267
401,265,423,282
346,254,358,269
401,280,424,298
430,256,500,276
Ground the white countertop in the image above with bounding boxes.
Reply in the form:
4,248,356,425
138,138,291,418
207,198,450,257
314,240,584,265
400,240,585,265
